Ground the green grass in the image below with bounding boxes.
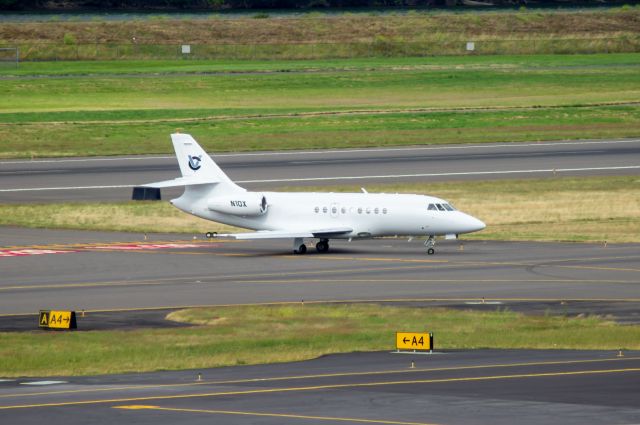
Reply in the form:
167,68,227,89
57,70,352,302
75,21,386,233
1,304,638,377
1,176,638,243
0,53,639,158
1,54,640,77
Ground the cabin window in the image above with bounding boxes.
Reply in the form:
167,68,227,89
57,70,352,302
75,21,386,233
358,207,363,214
427,204,437,211
443,204,454,211
382,208,388,214
332,206,337,214
374,208,379,214
323,206,328,213
341,207,346,214
436,204,445,211
366,207,371,214
314,206,319,213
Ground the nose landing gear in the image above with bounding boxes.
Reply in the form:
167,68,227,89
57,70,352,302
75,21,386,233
425,235,436,255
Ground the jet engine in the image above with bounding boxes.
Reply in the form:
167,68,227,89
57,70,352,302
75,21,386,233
208,193,268,216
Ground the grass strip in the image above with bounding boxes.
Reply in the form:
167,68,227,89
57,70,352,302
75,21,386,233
1,304,638,377
2,54,640,77
1,176,638,243
1,54,639,158
2,9,639,61
2,105,640,158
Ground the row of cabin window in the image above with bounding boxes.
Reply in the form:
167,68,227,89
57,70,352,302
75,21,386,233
314,206,388,215
428,203,456,212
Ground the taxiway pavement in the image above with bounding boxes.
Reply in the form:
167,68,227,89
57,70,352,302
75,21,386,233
2,228,640,425
1,227,638,316
1,350,638,425
1,138,639,202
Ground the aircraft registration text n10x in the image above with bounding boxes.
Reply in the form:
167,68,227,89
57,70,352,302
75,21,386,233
144,133,485,255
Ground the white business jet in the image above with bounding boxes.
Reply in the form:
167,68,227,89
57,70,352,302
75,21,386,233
145,133,485,255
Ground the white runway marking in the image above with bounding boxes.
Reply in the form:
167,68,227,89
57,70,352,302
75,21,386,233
21,381,68,386
465,301,503,305
1,165,638,192
239,165,640,184
1,139,638,165
0,184,135,192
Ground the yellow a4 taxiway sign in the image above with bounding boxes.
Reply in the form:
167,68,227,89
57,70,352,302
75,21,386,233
396,332,433,351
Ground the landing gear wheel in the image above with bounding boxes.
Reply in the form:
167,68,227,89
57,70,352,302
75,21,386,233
205,232,217,239
424,235,436,255
293,238,307,255
316,240,329,253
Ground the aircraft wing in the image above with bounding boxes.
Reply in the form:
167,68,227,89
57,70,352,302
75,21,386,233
216,227,352,240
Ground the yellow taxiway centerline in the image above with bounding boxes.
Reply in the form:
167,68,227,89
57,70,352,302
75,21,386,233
114,405,442,425
2,367,639,410
1,356,637,400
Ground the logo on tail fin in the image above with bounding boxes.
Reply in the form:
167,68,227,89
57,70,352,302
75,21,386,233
188,155,202,171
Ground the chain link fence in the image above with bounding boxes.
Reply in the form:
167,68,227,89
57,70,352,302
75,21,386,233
4,36,640,62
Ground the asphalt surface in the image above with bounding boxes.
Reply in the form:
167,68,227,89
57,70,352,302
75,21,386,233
1,350,639,425
2,225,640,425
1,227,639,317
1,138,639,202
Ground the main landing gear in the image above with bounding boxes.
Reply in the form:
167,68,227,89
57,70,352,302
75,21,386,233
205,232,217,239
315,239,329,253
293,238,307,255
293,238,330,254
424,235,436,255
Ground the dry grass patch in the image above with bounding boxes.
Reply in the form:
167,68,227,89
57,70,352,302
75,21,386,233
1,176,638,243
2,11,638,45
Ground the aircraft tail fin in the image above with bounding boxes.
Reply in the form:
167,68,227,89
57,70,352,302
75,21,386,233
170,133,244,193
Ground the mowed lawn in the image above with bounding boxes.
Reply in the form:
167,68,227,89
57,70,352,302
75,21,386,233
1,54,640,158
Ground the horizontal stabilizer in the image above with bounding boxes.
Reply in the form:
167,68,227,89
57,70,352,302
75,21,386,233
142,176,220,188
216,227,352,240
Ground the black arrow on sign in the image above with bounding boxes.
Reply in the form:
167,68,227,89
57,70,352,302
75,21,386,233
403,337,410,344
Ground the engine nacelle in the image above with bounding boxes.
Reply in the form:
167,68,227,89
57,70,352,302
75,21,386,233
208,193,268,216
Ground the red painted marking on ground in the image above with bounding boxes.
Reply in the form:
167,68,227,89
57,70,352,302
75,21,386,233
0,243,207,258
87,243,204,251
0,249,77,257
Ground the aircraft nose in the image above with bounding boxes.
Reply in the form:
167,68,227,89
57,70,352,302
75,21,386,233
463,214,486,233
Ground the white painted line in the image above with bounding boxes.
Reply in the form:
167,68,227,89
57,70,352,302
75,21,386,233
236,165,640,184
1,139,639,165
21,380,68,386
0,379,15,382
0,184,134,192
0,156,174,165
1,165,638,192
465,301,503,305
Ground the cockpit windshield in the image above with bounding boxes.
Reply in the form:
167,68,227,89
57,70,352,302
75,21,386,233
428,203,457,211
